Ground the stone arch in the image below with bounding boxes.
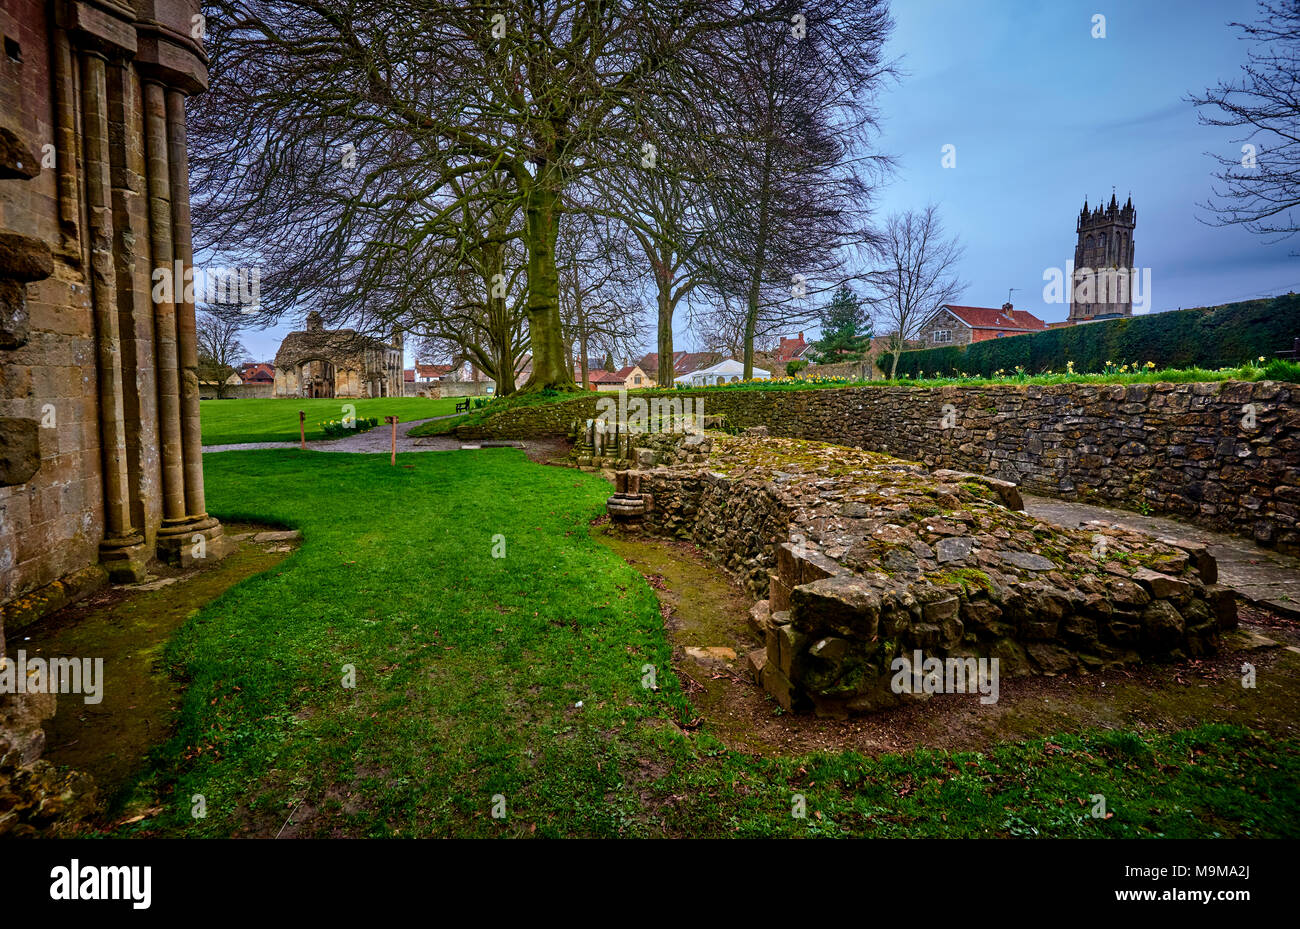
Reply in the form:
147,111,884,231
288,357,337,398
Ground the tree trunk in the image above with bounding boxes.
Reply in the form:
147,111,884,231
656,271,674,386
519,182,576,393
744,287,759,378
743,150,773,380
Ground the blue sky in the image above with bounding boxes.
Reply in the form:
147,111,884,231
236,0,1297,362
859,0,1297,323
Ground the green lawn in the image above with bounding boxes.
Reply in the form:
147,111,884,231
200,397,464,445
111,448,1300,837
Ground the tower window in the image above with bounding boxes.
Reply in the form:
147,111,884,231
1085,235,1094,249
1098,233,1107,250
4,36,20,62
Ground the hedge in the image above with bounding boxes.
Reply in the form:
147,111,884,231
891,293,1299,378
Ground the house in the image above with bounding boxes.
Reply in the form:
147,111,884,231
587,370,626,391
773,333,810,364
238,362,275,384
613,364,652,389
414,363,455,383
674,358,769,386
916,303,1048,346
637,351,722,382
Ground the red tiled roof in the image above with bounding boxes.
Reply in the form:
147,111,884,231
416,363,454,379
239,362,274,383
613,365,639,379
941,305,1047,332
773,333,807,363
403,368,416,382
587,369,625,384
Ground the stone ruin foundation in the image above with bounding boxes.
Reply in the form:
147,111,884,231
605,430,1235,717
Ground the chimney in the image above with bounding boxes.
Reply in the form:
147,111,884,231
798,331,804,340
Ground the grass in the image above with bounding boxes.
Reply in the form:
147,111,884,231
199,397,463,445
110,448,1300,837
407,389,582,437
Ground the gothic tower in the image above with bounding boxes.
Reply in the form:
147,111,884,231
1068,193,1137,323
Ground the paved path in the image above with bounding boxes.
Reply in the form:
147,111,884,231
1024,494,1300,615
203,417,570,463
203,416,459,454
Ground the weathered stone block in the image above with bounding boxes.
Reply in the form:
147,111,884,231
1133,567,1191,603
776,623,807,678
1141,600,1186,651
790,574,882,637
769,574,792,613
0,418,41,487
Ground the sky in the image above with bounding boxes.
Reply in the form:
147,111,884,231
235,0,1298,363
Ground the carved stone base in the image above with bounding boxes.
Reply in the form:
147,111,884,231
156,516,231,568
97,533,149,583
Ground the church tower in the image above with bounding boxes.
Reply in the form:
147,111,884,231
1068,193,1136,323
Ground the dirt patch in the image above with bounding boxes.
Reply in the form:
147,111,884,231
19,523,297,819
597,527,1300,758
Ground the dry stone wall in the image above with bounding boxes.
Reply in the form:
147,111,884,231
618,433,1236,716
462,379,1299,551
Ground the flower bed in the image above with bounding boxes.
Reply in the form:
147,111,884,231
320,416,379,438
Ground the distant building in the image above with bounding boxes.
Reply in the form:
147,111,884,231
916,304,1048,346
613,364,651,389
413,363,455,383
587,370,625,391
272,311,404,398
773,333,810,364
1069,194,1137,323
239,362,275,384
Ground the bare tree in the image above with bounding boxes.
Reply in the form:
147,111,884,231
196,309,248,398
1191,0,1300,249
589,142,717,386
870,207,966,380
697,8,893,377
188,1,817,393
556,211,642,389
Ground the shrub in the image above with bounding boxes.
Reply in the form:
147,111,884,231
786,359,809,377
893,293,1299,378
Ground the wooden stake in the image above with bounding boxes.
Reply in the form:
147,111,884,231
299,410,306,449
386,415,399,465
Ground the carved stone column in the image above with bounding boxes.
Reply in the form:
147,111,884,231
142,80,188,529
160,86,226,564
80,48,148,582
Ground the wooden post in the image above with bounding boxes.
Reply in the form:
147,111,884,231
386,415,399,466
299,410,306,449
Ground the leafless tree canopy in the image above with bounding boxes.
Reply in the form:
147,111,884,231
869,206,966,380
196,309,249,398
1191,0,1300,248
188,1,893,389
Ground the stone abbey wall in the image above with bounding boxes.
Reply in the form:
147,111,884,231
460,379,1299,552
1,0,227,834
1,1,227,614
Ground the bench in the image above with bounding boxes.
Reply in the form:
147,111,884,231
455,399,471,413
